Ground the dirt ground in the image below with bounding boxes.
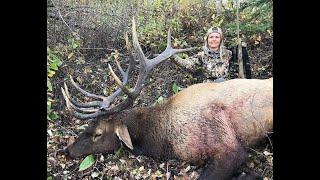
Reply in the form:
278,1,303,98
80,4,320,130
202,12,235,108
47,38,273,180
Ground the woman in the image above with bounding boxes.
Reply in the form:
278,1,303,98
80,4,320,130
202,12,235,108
173,27,232,83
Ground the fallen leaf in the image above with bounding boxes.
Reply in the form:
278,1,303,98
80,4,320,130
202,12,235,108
77,124,88,130
136,156,144,163
190,171,199,179
110,165,120,172
263,151,273,156
153,170,163,178
100,155,105,162
79,155,95,171
159,163,165,169
68,52,74,59
139,166,145,171
184,165,191,172
47,157,56,165
166,171,171,180
47,129,53,137
119,158,126,164
91,171,99,178
248,162,255,168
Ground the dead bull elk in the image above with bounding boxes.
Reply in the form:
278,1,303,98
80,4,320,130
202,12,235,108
61,18,273,179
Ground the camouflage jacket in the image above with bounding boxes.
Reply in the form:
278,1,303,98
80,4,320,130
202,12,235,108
173,48,232,82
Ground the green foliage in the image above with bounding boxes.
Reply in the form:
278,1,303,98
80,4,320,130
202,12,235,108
47,77,52,92
47,34,82,121
79,154,95,171
211,14,225,28
47,47,62,79
47,47,63,121
67,37,80,50
136,0,210,52
47,0,272,121
156,96,165,104
135,0,263,51
47,100,59,121
136,10,168,52
48,0,272,58
113,147,125,160
226,22,272,35
172,82,182,94
173,38,188,48
65,34,82,62
221,0,273,46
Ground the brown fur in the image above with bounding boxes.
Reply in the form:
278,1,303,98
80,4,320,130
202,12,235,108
66,78,273,179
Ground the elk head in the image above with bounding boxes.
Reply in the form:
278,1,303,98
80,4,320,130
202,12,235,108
61,17,195,158
65,117,133,158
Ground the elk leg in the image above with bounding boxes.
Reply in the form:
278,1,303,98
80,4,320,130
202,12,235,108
199,146,247,180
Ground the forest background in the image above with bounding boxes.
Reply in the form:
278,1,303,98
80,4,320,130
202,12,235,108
47,0,273,179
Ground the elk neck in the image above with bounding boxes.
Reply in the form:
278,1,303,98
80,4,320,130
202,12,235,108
118,105,175,159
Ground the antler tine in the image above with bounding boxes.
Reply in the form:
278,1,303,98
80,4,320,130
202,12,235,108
148,30,197,70
105,52,135,102
62,87,108,119
69,75,106,100
108,63,133,97
62,81,134,120
61,56,134,120
100,17,148,103
61,86,99,113
62,17,194,120
132,17,147,70
118,17,196,100
106,36,136,99
75,17,152,116
124,31,135,77
129,17,153,98
115,59,125,77
64,82,101,108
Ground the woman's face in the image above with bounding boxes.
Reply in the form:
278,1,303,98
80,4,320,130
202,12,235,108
207,32,221,51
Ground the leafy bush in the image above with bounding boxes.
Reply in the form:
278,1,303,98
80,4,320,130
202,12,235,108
47,47,63,121
47,0,273,118
222,0,273,46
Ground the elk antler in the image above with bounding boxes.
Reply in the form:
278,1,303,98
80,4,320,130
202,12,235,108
61,17,195,120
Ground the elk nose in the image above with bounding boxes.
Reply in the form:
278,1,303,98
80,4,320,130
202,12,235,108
64,148,70,157
64,147,78,159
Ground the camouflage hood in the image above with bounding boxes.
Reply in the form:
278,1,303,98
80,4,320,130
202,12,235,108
203,27,229,61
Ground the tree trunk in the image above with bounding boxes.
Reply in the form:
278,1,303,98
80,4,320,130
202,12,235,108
236,0,245,78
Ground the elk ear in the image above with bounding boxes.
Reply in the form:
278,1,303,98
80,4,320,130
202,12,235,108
115,124,133,150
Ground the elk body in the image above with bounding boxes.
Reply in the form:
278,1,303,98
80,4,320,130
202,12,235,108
61,18,273,180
